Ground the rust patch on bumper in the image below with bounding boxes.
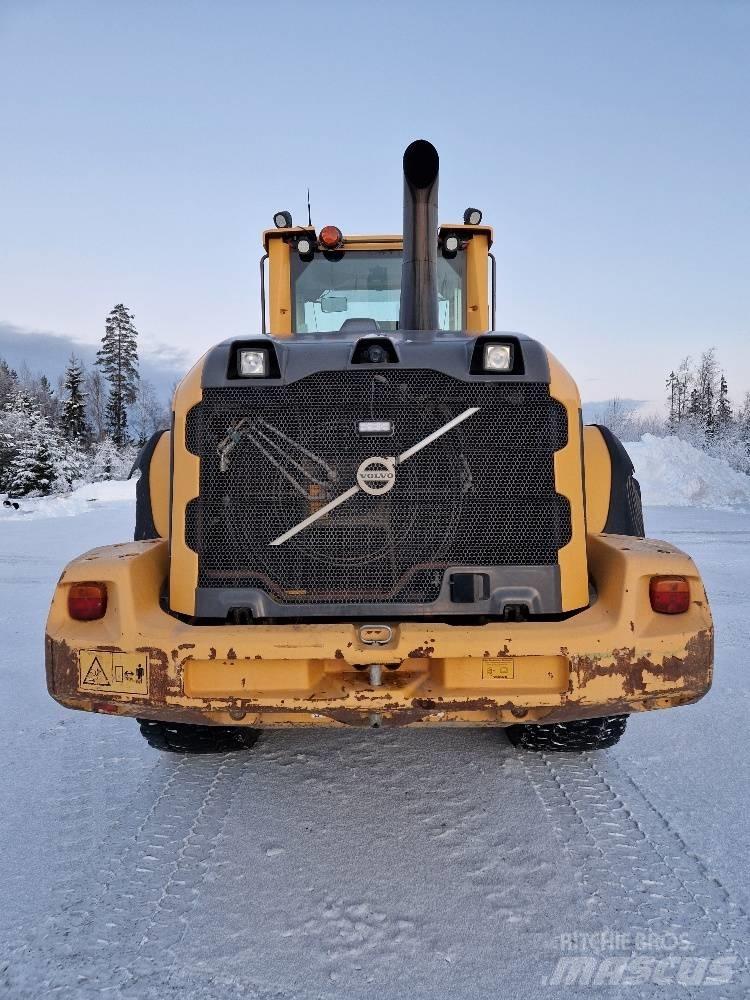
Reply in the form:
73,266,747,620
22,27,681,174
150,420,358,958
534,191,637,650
571,628,713,697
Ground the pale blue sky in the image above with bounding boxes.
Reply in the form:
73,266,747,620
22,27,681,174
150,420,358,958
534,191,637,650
1,0,748,404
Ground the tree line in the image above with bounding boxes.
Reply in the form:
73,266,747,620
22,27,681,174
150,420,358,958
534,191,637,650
594,348,750,476
3,324,748,499
0,304,170,496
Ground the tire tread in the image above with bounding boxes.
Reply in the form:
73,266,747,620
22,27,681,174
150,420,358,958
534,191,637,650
136,718,261,754
506,715,628,752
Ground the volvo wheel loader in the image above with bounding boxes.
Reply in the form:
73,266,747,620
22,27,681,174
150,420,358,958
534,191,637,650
45,141,713,753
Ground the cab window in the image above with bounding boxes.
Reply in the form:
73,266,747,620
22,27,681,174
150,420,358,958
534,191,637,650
291,250,465,333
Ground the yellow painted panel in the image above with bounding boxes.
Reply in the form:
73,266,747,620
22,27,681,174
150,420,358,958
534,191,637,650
268,237,292,336
465,233,490,332
185,659,325,697
583,425,612,535
169,357,204,615
149,430,171,538
547,350,589,612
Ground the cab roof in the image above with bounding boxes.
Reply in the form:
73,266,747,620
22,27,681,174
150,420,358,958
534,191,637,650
262,224,493,253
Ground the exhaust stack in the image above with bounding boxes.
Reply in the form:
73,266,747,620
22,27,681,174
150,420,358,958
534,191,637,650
399,140,439,331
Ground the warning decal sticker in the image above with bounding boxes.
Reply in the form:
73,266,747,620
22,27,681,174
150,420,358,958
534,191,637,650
78,651,149,695
481,657,515,680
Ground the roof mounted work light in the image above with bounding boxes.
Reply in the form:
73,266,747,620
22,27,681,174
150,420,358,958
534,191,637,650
463,207,482,225
296,235,315,260
442,234,459,259
273,210,293,228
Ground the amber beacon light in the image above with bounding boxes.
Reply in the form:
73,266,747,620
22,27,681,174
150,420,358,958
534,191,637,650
319,225,343,250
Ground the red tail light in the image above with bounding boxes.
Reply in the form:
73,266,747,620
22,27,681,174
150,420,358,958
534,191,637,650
319,225,343,250
68,582,108,621
649,576,690,615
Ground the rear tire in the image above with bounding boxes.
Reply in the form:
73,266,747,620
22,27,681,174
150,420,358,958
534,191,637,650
506,714,628,752
137,718,261,754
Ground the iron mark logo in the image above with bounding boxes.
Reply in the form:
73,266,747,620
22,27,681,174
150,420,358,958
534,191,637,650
356,456,397,496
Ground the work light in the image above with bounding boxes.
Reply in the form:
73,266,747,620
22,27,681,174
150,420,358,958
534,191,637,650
464,207,483,225
483,343,513,371
273,210,292,228
238,348,268,377
297,237,314,258
442,235,459,258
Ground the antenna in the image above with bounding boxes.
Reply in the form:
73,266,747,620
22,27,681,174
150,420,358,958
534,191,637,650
307,188,312,227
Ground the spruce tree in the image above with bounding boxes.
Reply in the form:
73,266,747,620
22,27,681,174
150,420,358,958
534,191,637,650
1,392,58,496
96,303,139,445
717,373,732,433
61,355,90,443
738,393,750,453
666,371,679,431
9,426,57,496
695,348,718,436
0,357,17,409
675,357,692,424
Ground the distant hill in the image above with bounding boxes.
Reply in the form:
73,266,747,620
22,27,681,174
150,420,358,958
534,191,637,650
0,321,188,401
582,399,645,423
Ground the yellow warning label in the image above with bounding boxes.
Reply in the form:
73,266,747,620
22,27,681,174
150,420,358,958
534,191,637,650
78,650,149,695
482,657,514,680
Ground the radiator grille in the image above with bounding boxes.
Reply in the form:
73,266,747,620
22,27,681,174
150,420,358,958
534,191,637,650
185,371,571,605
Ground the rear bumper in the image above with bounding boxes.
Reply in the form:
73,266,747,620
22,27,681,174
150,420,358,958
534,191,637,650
45,535,713,729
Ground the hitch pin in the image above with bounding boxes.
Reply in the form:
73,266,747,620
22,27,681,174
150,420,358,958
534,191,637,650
369,664,383,687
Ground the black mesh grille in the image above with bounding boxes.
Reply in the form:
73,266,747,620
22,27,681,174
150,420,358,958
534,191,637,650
185,371,571,604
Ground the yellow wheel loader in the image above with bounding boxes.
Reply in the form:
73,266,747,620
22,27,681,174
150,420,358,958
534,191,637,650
45,141,713,753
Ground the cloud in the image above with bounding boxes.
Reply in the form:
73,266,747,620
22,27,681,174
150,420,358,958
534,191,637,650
0,321,189,399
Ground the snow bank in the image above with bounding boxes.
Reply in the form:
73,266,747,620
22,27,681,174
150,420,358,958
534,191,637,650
0,478,136,521
626,433,750,510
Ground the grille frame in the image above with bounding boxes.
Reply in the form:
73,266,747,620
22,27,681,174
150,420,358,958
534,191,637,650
185,361,573,620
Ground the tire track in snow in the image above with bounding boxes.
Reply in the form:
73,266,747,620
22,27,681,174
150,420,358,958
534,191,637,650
520,749,750,997
2,719,165,959
2,746,253,999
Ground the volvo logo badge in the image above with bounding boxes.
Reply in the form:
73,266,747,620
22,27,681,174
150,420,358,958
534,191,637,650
356,456,396,496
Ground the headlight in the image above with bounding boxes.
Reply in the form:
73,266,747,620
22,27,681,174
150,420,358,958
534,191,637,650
442,234,459,258
483,343,513,371
238,348,268,377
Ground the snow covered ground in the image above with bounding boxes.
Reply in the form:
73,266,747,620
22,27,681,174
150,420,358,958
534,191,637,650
1,489,750,997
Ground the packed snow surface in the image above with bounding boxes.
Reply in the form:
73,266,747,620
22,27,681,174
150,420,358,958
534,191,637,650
626,433,750,510
1,499,750,997
0,477,135,521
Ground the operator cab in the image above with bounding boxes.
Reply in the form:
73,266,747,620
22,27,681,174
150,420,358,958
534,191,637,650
262,222,495,337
